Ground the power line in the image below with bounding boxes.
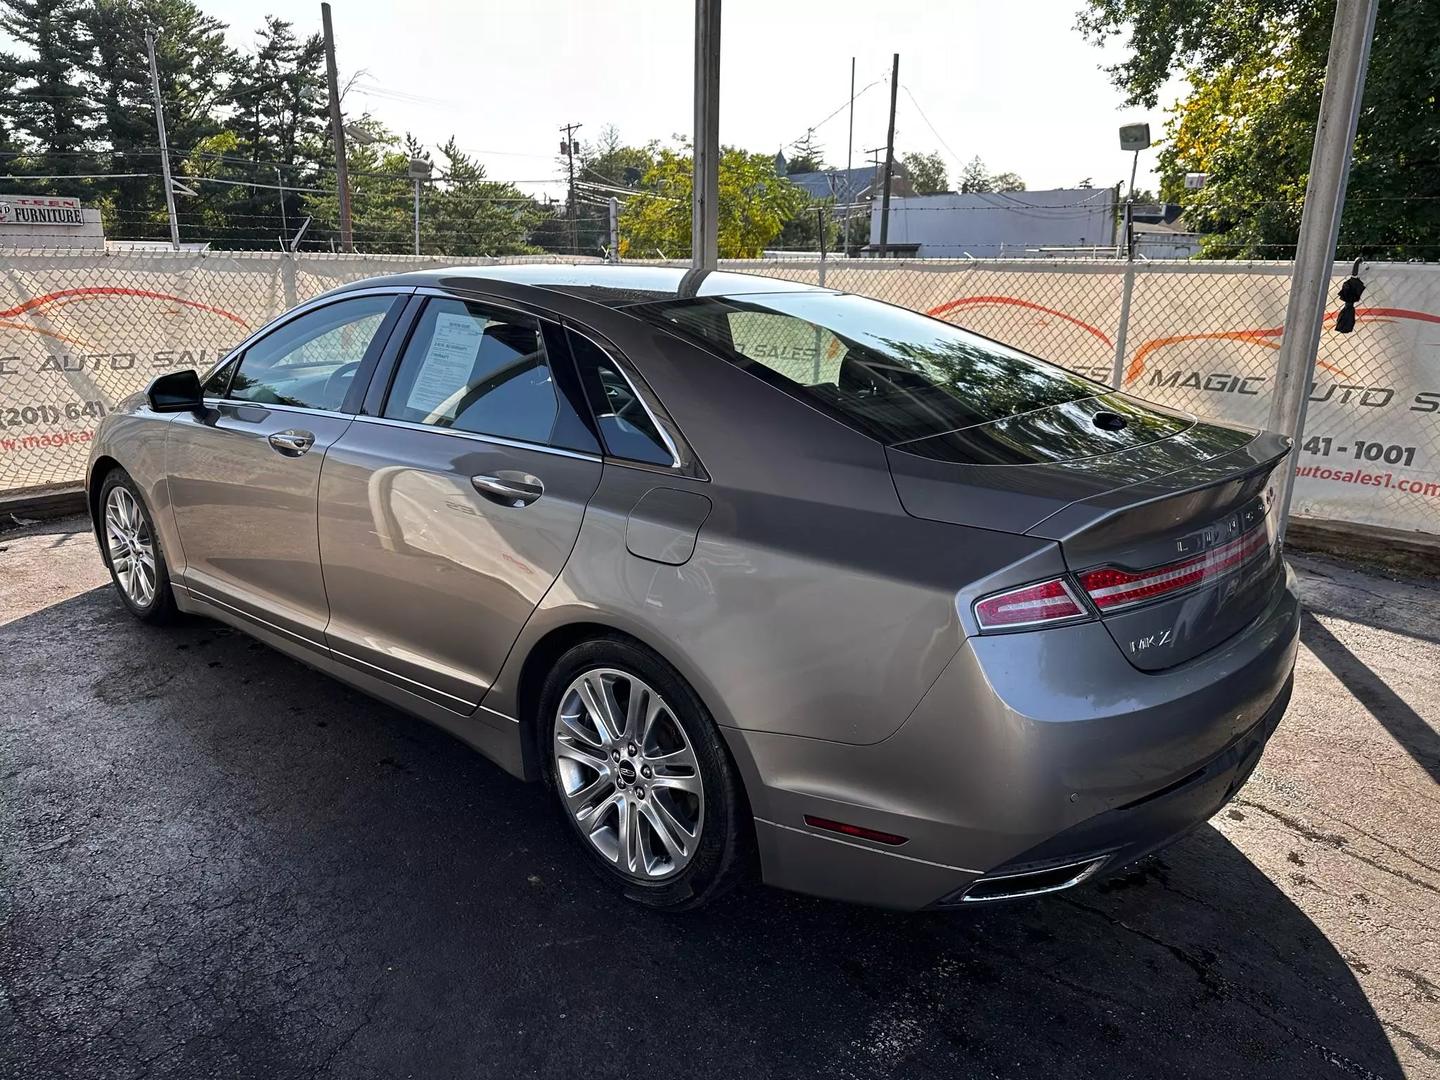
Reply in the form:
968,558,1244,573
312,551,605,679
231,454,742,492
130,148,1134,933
900,85,963,168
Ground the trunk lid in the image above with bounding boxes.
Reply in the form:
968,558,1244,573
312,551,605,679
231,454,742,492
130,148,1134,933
886,393,1290,670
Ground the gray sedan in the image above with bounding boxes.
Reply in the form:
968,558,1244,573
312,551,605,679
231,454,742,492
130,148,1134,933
87,265,1299,910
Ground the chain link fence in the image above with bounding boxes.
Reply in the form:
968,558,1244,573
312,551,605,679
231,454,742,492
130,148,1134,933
713,256,1439,535
2,248,1436,535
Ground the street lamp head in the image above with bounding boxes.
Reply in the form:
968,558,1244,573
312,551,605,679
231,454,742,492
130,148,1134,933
1119,123,1152,152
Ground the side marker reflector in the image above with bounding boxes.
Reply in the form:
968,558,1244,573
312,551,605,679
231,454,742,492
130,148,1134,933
803,814,908,846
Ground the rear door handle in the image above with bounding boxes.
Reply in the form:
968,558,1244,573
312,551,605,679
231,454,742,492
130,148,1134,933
471,472,544,507
267,429,315,456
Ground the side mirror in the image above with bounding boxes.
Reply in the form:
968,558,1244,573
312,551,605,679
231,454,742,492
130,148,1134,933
147,369,204,413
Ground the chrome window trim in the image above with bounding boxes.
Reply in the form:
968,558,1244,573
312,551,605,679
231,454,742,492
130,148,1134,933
202,397,354,422
349,413,602,464
198,286,415,387
411,285,547,323
565,325,684,470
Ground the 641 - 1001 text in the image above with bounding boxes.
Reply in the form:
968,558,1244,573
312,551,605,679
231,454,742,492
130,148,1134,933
1301,436,1417,467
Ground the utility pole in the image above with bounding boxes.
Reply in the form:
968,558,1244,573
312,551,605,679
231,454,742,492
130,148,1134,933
1267,0,1379,538
608,196,619,261
692,0,721,271
877,53,899,258
144,29,180,251
560,122,582,254
320,3,353,252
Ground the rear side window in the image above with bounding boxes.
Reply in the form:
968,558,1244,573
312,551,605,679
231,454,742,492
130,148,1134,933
568,329,674,466
632,292,1102,445
229,294,394,410
384,298,559,445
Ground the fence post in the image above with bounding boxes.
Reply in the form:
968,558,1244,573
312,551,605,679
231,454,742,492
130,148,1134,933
816,205,827,288
1110,248,1137,389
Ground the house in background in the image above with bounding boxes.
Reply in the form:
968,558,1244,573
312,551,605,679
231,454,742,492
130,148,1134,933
1129,202,1204,259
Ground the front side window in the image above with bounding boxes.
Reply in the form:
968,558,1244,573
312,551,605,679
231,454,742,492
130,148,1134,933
383,298,559,445
632,292,1103,445
229,294,395,410
568,330,674,466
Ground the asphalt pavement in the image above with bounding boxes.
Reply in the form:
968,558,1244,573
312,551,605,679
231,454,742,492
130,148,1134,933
2,514,1437,1079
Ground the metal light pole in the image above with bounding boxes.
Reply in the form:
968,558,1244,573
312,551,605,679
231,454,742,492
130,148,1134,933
692,0,721,271
1268,0,1380,537
143,29,181,251
407,156,431,256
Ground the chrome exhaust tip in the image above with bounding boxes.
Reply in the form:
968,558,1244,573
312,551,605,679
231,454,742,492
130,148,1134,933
948,855,1110,905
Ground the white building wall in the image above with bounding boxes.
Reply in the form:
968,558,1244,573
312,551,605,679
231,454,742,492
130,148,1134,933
871,189,1117,258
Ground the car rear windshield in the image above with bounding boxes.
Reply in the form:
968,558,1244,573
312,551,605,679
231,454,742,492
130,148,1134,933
630,292,1103,444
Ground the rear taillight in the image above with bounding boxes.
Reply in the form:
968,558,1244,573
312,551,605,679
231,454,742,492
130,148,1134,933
974,577,1089,631
1078,525,1272,612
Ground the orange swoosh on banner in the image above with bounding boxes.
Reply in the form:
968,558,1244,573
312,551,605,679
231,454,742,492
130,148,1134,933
0,287,249,327
926,296,1114,348
1125,307,1440,384
0,319,92,347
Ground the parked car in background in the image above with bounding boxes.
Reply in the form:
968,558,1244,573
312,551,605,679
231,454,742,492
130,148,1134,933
88,265,1299,910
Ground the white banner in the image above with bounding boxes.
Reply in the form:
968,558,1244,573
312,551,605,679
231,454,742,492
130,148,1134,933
2,251,1436,537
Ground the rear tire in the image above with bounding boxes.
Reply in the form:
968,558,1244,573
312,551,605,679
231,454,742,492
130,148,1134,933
538,636,750,911
98,468,178,625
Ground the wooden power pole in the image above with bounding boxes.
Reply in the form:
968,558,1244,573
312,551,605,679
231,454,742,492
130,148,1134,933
877,53,899,258
320,3,353,252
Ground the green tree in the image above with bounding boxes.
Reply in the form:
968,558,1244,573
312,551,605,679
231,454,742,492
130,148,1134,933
1078,0,1440,259
225,17,328,234
83,0,236,238
0,0,96,182
785,129,826,174
302,120,541,255
421,137,541,256
957,156,1026,194
901,150,948,194
958,155,991,193
537,125,658,256
618,145,809,259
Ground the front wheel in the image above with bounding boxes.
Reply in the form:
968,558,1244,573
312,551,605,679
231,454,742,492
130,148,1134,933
99,469,178,624
540,637,750,910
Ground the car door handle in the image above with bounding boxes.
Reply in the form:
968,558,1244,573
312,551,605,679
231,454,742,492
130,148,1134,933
471,472,544,507
267,429,315,456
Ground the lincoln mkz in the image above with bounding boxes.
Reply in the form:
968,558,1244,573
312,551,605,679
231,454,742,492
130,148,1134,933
88,266,1299,910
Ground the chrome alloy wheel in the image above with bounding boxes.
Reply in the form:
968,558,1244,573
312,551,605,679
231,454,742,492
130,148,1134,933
104,485,157,608
553,668,705,881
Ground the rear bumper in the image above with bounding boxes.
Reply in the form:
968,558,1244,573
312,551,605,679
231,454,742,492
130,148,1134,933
728,564,1300,910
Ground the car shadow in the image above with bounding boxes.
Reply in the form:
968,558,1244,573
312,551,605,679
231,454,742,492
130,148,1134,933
0,587,1406,1080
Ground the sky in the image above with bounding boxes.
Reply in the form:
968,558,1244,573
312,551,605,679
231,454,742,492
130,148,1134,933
183,0,1186,199
2,0,1186,198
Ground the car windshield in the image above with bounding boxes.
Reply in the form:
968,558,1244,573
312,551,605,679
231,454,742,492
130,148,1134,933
630,291,1103,444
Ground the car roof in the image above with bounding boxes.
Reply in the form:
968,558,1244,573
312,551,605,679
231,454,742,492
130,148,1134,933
331,263,833,308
